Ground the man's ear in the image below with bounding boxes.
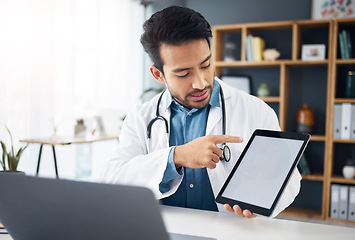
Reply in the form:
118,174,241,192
150,65,165,84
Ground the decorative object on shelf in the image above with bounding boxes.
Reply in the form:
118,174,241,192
224,42,236,62
342,159,355,179
257,83,270,97
301,44,326,61
74,119,86,138
221,75,251,94
297,104,314,134
298,154,311,175
312,0,355,19
263,48,280,61
345,71,355,98
0,125,28,172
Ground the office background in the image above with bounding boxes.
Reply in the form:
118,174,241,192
1,0,355,226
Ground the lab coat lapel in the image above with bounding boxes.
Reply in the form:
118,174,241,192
206,78,227,135
155,91,171,150
206,105,222,135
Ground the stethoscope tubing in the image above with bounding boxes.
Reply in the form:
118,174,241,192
146,86,230,161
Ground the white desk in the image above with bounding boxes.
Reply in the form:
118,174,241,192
1,206,354,240
20,136,118,178
160,206,355,240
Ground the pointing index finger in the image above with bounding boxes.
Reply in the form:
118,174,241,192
210,135,243,144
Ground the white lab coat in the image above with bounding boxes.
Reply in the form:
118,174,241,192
100,78,301,218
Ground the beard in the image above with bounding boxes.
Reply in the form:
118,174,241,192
170,84,212,110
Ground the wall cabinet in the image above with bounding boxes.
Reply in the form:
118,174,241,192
212,18,355,224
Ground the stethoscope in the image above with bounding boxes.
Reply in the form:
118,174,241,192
146,86,231,162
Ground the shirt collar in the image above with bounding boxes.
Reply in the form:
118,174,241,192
165,80,221,111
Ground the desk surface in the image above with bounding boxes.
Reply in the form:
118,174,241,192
160,206,355,240
1,206,354,240
19,135,118,146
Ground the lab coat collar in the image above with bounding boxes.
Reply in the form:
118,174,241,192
206,77,232,135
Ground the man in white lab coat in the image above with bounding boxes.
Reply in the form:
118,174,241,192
100,6,301,218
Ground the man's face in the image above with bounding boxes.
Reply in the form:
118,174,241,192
153,39,214,110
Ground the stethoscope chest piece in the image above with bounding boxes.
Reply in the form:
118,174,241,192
220,143,231,162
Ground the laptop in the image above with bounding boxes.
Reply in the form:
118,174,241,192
0,173,215,240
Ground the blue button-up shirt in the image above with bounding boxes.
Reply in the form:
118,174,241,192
159,80,220,211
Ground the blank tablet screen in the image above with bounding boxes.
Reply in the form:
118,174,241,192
220,135,305,209
216,129,310,216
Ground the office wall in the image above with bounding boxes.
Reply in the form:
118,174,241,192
187,0,311,25
143,0,312,90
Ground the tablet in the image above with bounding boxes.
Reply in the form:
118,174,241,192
215,129,310,217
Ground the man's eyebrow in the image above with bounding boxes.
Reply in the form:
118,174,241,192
172,54,212,73
200,54,212,65
172,67,192,73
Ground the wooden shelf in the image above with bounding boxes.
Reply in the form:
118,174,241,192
286,60,330,66
215,60,283,67
334,98,355,103
332,139,355,143
331,175,355,184
258,96,280,102
310,135,326,141
215,60,329,68
302,174,324,181
280,207,323,219
335,59,355,64
212,20,293,32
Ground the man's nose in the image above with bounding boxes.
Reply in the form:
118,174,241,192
191,70,205,89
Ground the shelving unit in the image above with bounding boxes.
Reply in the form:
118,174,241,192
212,18,355,223
326,18,355,224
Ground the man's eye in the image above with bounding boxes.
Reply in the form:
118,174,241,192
202,63,210,69
177,73,189,78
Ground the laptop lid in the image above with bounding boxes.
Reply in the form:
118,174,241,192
0,173,170,240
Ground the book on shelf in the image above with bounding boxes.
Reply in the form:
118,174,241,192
339,29,352,59
246,34,253,62
252,36,265,62
342,30,350,59
346,30,352,59
339,32,346,59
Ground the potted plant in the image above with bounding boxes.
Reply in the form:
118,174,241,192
0,125,28,172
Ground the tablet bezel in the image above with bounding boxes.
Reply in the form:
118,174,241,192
215,129,310,217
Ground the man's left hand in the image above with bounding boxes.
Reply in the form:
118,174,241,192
224,204,257,218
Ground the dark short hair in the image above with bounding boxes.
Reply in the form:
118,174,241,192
140,6,212,73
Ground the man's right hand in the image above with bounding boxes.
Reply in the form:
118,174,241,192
173,135,243,169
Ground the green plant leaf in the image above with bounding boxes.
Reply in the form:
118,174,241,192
7,155,16,172
8,155,20,172
0,141,7,171
3,125,14,157
0,124,26,172
16,145,28,160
